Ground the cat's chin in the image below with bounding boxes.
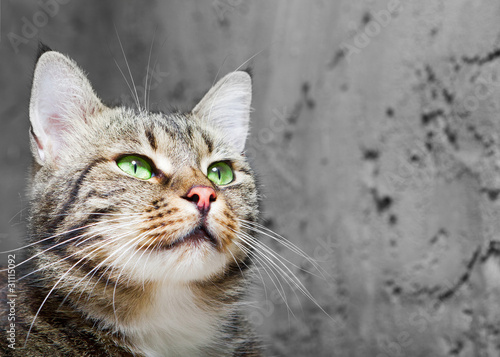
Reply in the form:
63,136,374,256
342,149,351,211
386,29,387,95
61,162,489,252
106,231,231,283
143,247,229,283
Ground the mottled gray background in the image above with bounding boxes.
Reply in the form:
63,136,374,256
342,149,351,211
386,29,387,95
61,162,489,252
2,1,500,356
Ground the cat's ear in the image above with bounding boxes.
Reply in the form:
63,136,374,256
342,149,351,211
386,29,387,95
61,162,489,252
193,71,252,152
29,50,104,165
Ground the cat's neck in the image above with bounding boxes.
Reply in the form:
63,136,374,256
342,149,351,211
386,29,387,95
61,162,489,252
121,281,226,357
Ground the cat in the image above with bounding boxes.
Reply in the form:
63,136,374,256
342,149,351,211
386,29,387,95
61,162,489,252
0,44,264,356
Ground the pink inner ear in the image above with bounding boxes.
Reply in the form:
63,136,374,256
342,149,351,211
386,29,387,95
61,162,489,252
45,113,69,150
46,113,64,131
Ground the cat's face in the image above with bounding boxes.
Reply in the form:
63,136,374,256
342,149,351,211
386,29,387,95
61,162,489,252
28,50,258,285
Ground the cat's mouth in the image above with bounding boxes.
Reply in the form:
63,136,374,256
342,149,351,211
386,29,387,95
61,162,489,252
165,226,218,249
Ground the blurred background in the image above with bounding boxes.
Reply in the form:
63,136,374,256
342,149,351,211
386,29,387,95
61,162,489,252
2,1,500,356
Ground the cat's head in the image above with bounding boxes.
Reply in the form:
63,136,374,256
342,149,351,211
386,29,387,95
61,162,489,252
27,48,258,284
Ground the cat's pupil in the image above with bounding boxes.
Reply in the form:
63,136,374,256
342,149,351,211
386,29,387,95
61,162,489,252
132,161,138,174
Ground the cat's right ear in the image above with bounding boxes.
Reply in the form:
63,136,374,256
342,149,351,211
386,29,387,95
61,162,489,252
29,51,104,165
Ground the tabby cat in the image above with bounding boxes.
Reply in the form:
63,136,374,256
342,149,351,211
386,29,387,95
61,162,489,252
0,45,262,356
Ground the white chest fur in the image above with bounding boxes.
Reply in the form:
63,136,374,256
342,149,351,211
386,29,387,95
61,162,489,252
122,283,221,357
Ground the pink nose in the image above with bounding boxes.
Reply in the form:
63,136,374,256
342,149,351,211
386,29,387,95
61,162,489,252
185,186,217,212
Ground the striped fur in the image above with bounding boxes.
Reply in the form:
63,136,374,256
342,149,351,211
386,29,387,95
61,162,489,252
0,50,262,356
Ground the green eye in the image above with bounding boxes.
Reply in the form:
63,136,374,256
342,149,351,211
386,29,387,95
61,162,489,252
207,162,234,185
117,155,153,180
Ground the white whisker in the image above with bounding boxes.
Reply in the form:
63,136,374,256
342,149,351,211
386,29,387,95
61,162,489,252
24,225,143,346
19,219,142,281
59,227,152,308
240,219,328,278
7,217,142,271
141,232,167,282
239,227,325,280
110,229,159,321
95,229,156,296
0,215,140,255
114,25,140,110
233,239,294,320
235,229,337,324
125,234,157,288
144,26,157,111
146,35,169,111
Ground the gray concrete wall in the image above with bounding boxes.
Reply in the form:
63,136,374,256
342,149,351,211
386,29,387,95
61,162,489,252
1,0,500,356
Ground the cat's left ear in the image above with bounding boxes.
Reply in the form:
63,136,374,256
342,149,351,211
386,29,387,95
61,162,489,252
29,50,104,165
192,71,252,153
